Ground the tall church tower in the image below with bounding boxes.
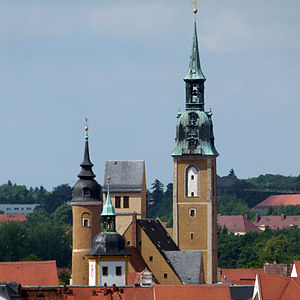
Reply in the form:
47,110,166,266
172,20,219,283
71,125,101,285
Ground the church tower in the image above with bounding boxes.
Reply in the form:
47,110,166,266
171,19,219,283
71,125,101,285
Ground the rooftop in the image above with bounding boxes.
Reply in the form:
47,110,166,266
219,268,263,285
254,194,300,209
217,215,260,233
0,214,27,223
254,215,300,230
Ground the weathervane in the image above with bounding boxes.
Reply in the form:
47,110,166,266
191,1,198,15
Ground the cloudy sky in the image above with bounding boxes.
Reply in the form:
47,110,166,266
0,0,299,190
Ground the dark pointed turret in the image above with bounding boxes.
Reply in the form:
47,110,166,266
72,125,100,204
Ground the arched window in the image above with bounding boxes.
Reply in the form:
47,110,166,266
82,212,90,227
185,164,200,197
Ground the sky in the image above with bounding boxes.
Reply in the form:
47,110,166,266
0,0,300,191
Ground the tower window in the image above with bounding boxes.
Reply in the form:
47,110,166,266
189,209,196,218
102,266,108,276
164,273,168,279
149,256,153,262
116,266,122,276
83,218,89,227
127,240,131,246
185,164,200,197
123,196,129,208
191,232,194,240
115,196,121,208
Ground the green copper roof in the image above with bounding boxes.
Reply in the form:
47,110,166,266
184,22,206,81
101,185,115,216
171,110,218,156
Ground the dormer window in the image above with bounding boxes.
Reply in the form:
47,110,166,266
82,187,91,197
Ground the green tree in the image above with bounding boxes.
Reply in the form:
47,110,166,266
151,179,164,204
52,204,72,225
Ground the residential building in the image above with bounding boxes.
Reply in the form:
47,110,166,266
0,214,27,223
254,214,300,230
0,204,38,216
217,215,260,235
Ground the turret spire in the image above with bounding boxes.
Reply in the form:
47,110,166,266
77,118,96,179
101,177,116,232
184,22,205,81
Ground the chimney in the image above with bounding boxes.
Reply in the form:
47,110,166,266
256,214,261,222
281,214,286,221
132,212,137,247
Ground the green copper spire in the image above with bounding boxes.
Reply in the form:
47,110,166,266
101,180,115,216
184,22,205,81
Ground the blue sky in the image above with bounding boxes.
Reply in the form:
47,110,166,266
0,0,300,190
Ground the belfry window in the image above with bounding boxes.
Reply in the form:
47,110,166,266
82,187,91,197
185,164,200,197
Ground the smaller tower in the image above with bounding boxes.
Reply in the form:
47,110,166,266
71,123,101,286
87,179,129,286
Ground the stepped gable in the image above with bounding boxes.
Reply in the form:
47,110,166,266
103,160,144,192
217,215,260,233
0,260,59,286
164,251,203,284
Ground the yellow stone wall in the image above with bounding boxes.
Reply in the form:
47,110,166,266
124,223,182,285
72,204,101,286
173,156,217,283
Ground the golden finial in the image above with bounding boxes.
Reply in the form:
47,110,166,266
84,117,88,132
191,1,198,14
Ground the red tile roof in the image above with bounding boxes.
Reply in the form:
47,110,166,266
258,273,300,300
0,214,27,223
126,246,148,272
254,194,300,208
217,215,260,233
0,260,59,286
254,215,300,230
219,268,263,285
154,285,231,300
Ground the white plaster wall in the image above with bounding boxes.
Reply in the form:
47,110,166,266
291,264,298,277
187,166,199,197
99,261,125,286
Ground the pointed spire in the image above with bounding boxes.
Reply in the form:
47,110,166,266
77,120,96,179
101,177,116,216
184,22,206,81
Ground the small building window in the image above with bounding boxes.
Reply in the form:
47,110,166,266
191,192,194,197
127,240,131,246
189,209,196,218
26,208,31,210
116,266,122,276
191,232,194,240
102,266,108,276
138,240,142,247
14,208,19,210
164,273,168,279
83,218,89,227
115,196,121,208
191,175,194,180
123,196,129,208
149,256,153,262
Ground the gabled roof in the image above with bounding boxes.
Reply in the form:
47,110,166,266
257,273,300,300
217,215,260,233
229,285,254,300
254,194,300,208
254,215,300,230
103,160,145,192
219,268,263,285
137,219,179,252
0,214,27,223
126,246,148,272
164,251,203,284
0,260,59,286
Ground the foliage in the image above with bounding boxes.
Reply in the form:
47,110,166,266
267,205,300,216
0,204,72,268
218,226,300,268
59,269,71,285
